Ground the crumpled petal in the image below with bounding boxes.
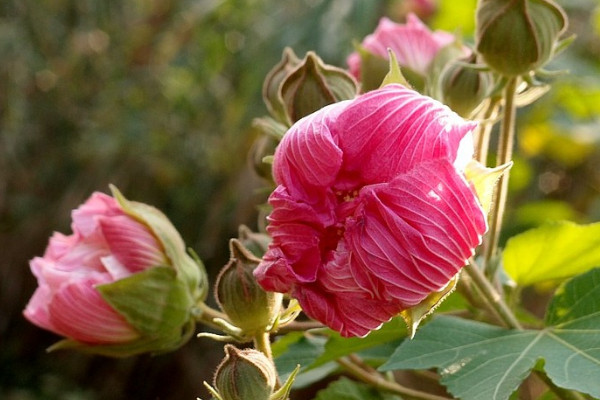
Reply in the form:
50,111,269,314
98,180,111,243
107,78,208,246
335,84,477,187
273,101,347,203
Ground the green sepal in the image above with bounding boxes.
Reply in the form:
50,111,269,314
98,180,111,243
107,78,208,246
464,159,512,214
400,274,459,339
47,318,196,358
97,266,193,335
270,364,300,400
109,185,208,302
380,49,411,89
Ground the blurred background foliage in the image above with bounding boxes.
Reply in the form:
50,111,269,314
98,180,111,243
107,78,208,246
1,0,599,399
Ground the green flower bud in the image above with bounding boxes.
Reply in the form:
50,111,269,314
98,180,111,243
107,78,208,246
280,52,358,123
439,54,493,117
238,225,271,258
249,133,278,182
262,47,302,125
215,239,282,335
476,0,567,76
213,345,277,400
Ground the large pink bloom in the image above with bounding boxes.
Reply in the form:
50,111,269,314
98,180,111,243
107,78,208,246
24,192,168,344
254,84,487,337
347,14,457,79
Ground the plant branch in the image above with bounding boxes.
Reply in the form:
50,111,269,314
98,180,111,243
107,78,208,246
195,302,229,331
474,96,501,164
465,258,522,329
483,77,518,272
336,357,451,400
253,330,273,362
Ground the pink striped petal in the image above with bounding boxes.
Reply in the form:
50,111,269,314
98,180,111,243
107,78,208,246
48,278,139,344
335,85,477,186
351,14,458,77
98,215,167,273
273,102,347,202
71,192,125,237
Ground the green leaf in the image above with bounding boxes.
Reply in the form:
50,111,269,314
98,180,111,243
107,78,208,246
312,317,406,369
380,268,600,400
314,377,402,400
97,267,192,335
274,334,326,383
503,221,600,286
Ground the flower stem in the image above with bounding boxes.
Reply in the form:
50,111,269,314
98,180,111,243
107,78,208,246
483,77,518,272
195,302,229,330
336,357,451,400
475,97,501,164
465,258,522,329
253,330,273,362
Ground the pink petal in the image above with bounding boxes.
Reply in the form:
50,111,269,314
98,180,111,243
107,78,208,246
334,84,477,187
48,278,139,344
273,102,347,202
265,186,335,282
43,232,79,260
362,15,456,74
23,284,54,332
71,192,125,237
294,284,401,337
99,215,167,273
345,159,486,306
254,247,295,293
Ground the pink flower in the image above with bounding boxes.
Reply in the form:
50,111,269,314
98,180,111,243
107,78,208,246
24,192,169,344
347,14,457,80
254,84,487,337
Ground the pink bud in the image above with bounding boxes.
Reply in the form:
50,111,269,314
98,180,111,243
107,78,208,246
23,190,194,351
348,14,460,88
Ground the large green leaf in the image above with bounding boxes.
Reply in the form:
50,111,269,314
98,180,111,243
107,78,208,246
380,268,600,400
503,221,600,286
314,377,402,400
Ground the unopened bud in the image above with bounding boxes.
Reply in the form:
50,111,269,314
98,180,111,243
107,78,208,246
280,52,358,123
213,345,277,400
215,239,282,335
439,54,493,117
476,0,567,76
263,48,302,125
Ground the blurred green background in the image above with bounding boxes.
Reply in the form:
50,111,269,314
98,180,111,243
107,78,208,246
1,0,600,399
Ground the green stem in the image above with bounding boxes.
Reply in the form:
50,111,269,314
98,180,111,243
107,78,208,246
253,330,273,362
195,302,229,330
465,258,522,329
336,357,451,400
253,330,281,389
483,77,518,272
475,97,501,164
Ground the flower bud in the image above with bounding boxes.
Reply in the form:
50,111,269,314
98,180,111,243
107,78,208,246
249,133,279,181
213,345,277,400
23,186,208,357
280,52,358,123
215,239,282,335
439,54,493,117
262,47,302,125
476,0,567,76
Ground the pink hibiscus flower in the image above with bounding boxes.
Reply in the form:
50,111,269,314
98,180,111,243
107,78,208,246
254,84,487,337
